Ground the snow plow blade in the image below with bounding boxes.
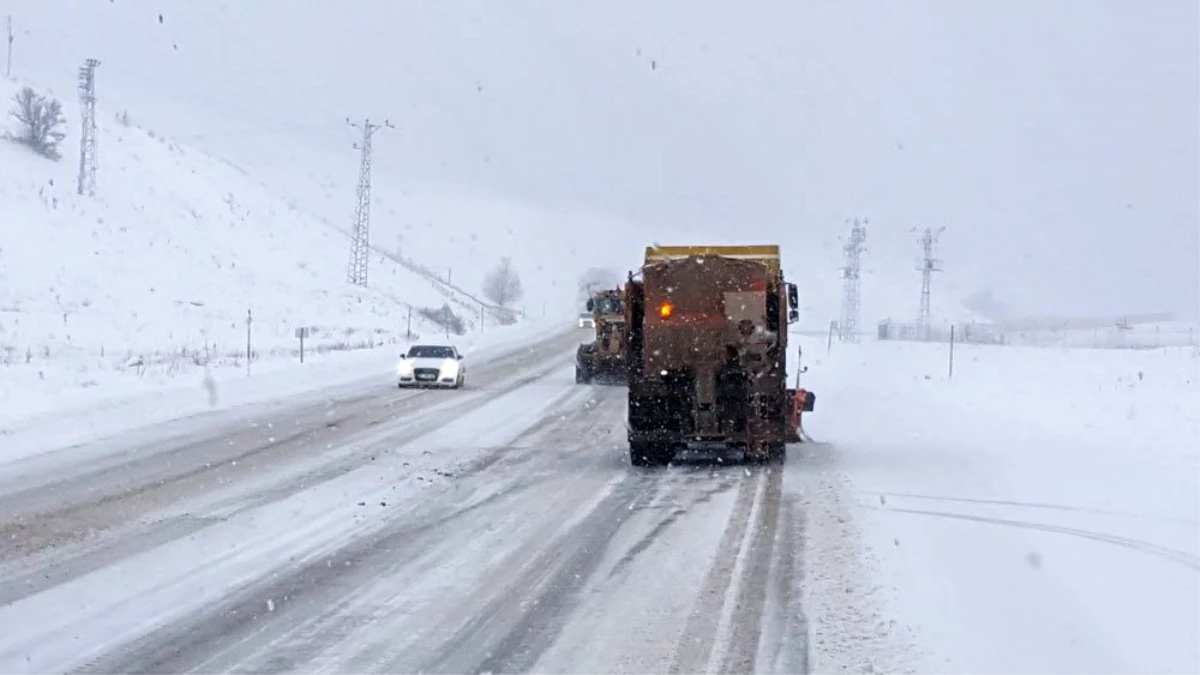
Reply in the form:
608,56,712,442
785,388,815,443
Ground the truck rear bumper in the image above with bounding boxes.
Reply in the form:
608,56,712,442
627,430,788,447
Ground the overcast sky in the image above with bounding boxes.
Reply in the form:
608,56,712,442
13,0,1198,319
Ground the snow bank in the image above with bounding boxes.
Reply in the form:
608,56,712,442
0,315,575,465
796,335,1200,673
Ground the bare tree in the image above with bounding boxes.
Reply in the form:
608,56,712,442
9,87,66,160
482,257,524,308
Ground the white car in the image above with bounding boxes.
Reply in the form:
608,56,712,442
578,312,595,329
396,344,466,389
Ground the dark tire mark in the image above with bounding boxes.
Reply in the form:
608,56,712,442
721,466,784,674
887,506,1200,571
668,471,759,674
71,381,623,674
874,491,1200,526
776,493,811,675
605,506,688,581
416,475,655,675
0,338,580,595
604,469,743,583
70,474,556,675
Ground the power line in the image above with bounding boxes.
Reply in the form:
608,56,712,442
914,226,946,339
345,117,393,287
838,217,867,342
76,58,100,197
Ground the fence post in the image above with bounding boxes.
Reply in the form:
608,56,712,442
827,320,835,354
246,309,252,376
406,307,412,340
949,324,955,378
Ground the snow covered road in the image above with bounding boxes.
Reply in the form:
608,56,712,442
0,329,845,674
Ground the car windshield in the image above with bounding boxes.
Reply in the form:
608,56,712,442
595,297,622,314
406,345,455,359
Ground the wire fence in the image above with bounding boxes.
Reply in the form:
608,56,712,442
875,319,1199,351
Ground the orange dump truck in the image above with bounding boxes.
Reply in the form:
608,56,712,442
623,245,814,465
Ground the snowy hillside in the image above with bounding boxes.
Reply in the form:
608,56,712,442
0,75,569,419
0,76,511,349
1,0,996,330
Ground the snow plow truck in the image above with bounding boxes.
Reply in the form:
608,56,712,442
575,288,629,384
624,245,814,466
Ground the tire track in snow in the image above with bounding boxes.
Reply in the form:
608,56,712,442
412,473,657,675
668,464,794,675
758,492,810,674
720,464,787,674
0,329,576,514
883,506,1200,571
67,382,625,675
868,490,1200,527
0,333,581,604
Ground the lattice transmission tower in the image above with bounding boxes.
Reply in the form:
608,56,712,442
915,226,945,339
76,58,100,197
838,218,868,342
345,117,392,287
6,15,14,79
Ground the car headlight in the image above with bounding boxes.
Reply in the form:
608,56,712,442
439,360,460,377
396,361,414,376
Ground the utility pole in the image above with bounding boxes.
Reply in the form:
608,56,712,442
838,218,867,342
914,226,946,340
76,58,100,197
6,15,13,79
246,309,252,375
345,117,392,287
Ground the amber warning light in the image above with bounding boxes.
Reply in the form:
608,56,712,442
658,302,673,318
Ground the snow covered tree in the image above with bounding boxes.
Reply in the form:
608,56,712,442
9,87,66,160
482,257,524,308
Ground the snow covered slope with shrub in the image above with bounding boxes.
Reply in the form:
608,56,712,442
3,0,991,329
0,76,559,422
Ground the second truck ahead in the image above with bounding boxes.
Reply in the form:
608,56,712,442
623,245,814,465
575,288,629,384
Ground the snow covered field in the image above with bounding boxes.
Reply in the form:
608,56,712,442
796,336,1200,673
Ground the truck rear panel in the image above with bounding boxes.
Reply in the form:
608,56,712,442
626,253,788,460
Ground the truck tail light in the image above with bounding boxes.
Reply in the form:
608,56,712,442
659,302,673,318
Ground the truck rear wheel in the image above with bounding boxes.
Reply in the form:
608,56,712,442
575,366,591,384
629,441,672,467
